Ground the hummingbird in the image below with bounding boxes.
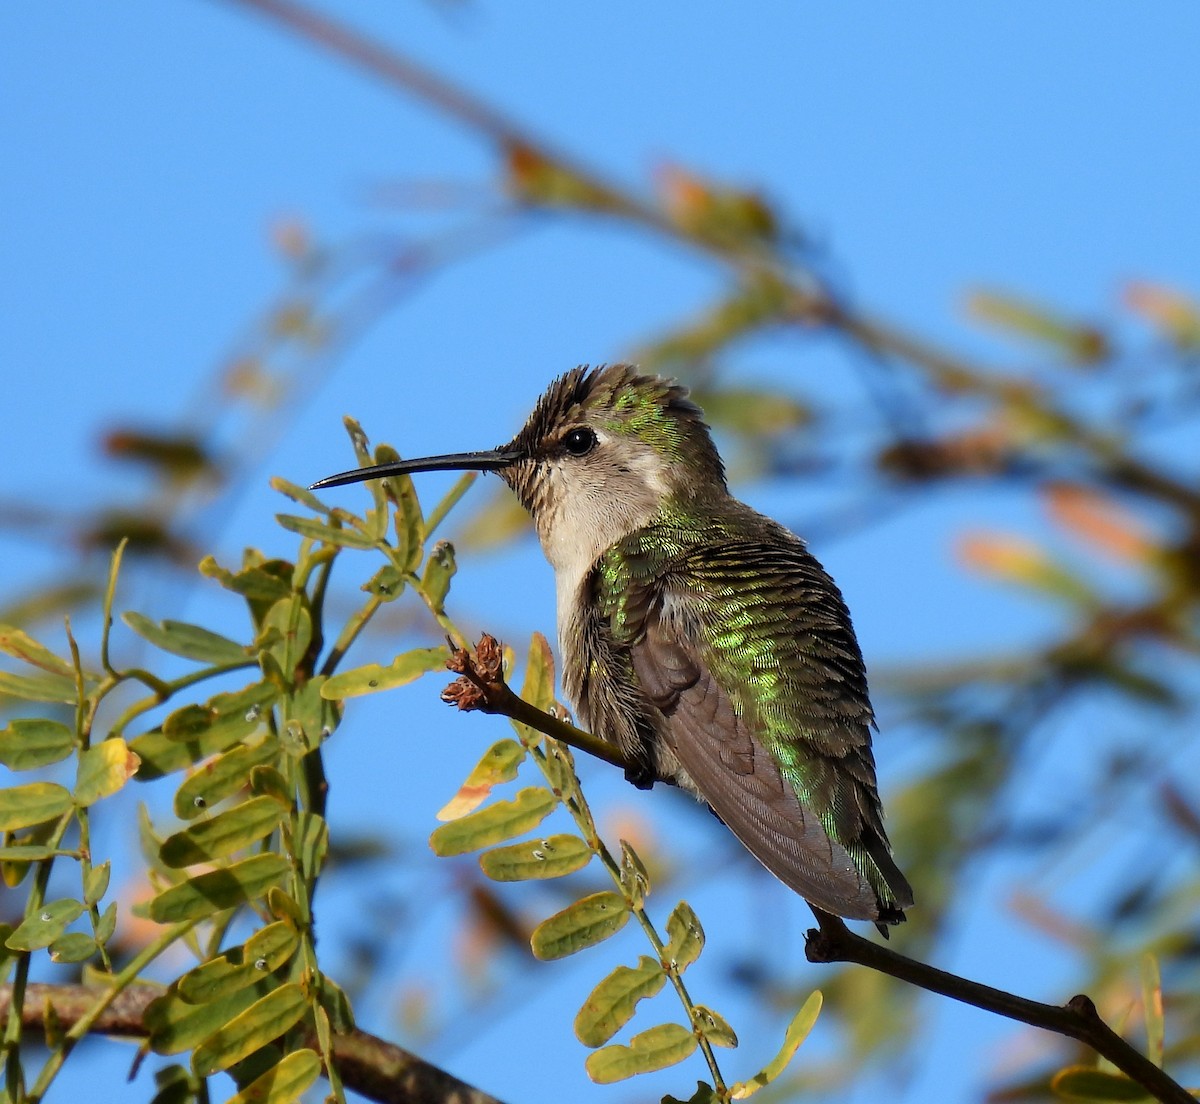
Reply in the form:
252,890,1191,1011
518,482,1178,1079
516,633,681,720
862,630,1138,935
313,365,912,928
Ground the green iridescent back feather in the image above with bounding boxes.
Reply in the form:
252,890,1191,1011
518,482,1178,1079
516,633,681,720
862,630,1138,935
594,497,912,917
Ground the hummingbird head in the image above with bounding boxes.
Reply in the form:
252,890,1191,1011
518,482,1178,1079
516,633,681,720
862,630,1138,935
312,364,725,575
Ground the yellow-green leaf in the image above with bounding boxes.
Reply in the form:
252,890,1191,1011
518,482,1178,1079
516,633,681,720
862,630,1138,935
665,901,705,971
531,891,630,961
270,476,331,515
421,541,456,611
122,612,247,664
148,854,291,923
84,861,111,906
146,978,276,1055
0,783,73,831
173,736,280,820
75,739,140,806
6,898,85,951
227,1047,321,1104
522,632,556,711
49,932,98,964
192,983,307,1077
437,739,526,821
731,990,822,1098
585,1023,697,1084
178,923,299,1004
159,796,286,868
0,718,76,770
1051,1067,1152,1102
429,787,557,857
0,669,77,703
693,1005,738,1048
276,513,375,549
574,955,667,1047
321,647,449,700
1141,954,1164,1069
480,833,591,882
0,624,77,676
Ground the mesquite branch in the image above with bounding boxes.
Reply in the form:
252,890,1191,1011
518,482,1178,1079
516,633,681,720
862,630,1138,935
0,984,505,1104
444,635,1195,1104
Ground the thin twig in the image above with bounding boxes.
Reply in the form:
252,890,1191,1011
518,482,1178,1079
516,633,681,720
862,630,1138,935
805,911,1194,1104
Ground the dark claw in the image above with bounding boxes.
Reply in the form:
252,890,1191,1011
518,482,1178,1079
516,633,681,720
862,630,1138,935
623,761,657,791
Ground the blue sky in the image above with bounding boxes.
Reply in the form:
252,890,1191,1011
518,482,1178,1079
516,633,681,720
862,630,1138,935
3,4,1199,1102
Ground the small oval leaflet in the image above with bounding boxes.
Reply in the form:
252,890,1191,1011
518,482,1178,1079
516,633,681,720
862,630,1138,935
430,787,558,858
75,739,140,807
665,901,705,972
147,853,291,924
321,646,449,700
146,978,277,1056
5,897,85,952
693,1004,738,1048
574,955,667,1047
191,982,308,1077
436,738,526,822
584,1022,698,1085
0,718,75,771
0,782,74,833
226,1047,322,1104
159,796,286,869
480,833,591,882
531,891,631,961
122,611,247,664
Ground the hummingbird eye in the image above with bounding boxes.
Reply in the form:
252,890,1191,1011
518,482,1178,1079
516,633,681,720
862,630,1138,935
562,427,598,457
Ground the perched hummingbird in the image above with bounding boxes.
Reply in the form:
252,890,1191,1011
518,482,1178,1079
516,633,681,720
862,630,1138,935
314,365,912,928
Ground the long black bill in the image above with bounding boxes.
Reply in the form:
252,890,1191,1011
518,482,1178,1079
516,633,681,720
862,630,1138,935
310,448,521,491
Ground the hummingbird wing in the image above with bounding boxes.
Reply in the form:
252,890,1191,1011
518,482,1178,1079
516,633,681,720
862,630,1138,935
599,521,911,922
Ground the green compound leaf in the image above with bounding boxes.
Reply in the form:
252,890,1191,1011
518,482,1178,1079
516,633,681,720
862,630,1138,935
693,1004,738,1048
192,983,308,1077
0,718,75,770
731,990,822,1099
429,787,558,858
437,738,526,821
509,632,557,746
320,646,449,700
122,612,247,664
227,1047,321,1104
0,783,73,832
159,796,286,868
480,834,592,882
665,901,705,972
276,513,376,549
173,736,280,820
1050,1068,1153,1102
75,739,140,806
147,854,291,923
146,978,276,1055
585,1023,698,1084
574,955,667,1047
531,891,630,961
6,898,85,951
